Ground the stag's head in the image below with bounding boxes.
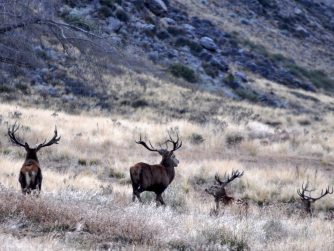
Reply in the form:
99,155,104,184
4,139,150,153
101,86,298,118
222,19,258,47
136,131,182,168
205,170,244,198
8,123,61,160
297,182,333,214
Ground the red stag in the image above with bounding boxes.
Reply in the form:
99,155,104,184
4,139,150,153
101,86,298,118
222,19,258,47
205,170,245,213
130,132,182,205
297,182,333,215
8,123,60,194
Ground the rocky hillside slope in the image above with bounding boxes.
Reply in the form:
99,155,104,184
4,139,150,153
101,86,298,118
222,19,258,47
1,0,334,115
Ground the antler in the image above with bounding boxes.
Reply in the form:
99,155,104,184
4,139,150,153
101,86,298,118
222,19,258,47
166,131,182,152
216,170,244,186
135,134,159,152
297,182,333,202
8,123,28,148
36,126,61,151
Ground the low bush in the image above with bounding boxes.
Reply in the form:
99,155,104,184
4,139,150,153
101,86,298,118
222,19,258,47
169,64,197,83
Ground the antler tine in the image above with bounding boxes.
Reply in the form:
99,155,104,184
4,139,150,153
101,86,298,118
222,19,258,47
223,169,244,184
312,186,334,201
36,126,61,151
297,183,333,201
135,134,159,152
166,131,182,152
214,173,223,185
8,122,27,148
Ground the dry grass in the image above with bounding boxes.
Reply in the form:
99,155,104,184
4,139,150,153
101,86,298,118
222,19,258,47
0,102,333,250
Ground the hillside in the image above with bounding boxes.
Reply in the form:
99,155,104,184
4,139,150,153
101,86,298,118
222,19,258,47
0,0,334,250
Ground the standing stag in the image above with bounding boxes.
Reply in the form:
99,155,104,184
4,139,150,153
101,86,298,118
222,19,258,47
8,123,60,194
130,132,182,205
205,170,245,213
297,182,333,215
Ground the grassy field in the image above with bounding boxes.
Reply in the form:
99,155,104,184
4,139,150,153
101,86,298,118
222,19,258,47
0,100,333,250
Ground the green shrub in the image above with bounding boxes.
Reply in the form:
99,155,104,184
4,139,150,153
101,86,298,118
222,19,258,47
202,62,220,78
286,63,334,91
235,88,259,102
224,73,236,85
175,38,203,56
169,64,197,83
63,14,95,31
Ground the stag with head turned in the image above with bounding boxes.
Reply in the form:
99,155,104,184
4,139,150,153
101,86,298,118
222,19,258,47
297,182,333,215
8,123,60,195
205,170,245,213
130,131,182,205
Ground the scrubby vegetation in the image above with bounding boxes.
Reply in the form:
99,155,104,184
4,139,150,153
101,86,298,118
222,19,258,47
0,103,333,250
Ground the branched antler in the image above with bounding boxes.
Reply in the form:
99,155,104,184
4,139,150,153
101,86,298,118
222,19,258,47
36,127,61,151
297,182,333,215
135,134,159,152
215,170,244,186
136,131,182,153
8,123,28,148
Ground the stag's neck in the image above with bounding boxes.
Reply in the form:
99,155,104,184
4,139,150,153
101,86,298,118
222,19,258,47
160,159,175,183
25,152,39,162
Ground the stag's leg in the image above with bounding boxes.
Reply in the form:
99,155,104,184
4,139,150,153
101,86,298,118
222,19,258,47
132,185,142,202
18,172,27,194
37,169,42,192
156,193,165,206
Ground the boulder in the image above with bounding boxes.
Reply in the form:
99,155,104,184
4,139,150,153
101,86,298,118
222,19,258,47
145,0,168,16
160,17,176,28
199,36,217,51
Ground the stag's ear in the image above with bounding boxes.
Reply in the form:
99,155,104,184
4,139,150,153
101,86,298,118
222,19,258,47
24,143,30,149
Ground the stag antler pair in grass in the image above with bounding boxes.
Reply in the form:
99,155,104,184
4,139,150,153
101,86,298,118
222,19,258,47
8,123,60,194
205,170,247,214
130,131,182,205
297,182,333,215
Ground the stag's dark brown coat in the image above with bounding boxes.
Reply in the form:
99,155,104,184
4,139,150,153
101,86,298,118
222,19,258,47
130,133,182,205
8,123,60,194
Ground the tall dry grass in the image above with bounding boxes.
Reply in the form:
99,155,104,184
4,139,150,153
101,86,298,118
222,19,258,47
0,103,333,250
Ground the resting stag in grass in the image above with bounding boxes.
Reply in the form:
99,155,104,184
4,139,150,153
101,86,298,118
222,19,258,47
297,182,333,216
8,123,60,194
130,132,182,205
205,170,245,214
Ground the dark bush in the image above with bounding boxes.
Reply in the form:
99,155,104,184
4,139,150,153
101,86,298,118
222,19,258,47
225,134,244,146
169,64,197,83
0,85,13,93
15,83,29,94
100,0,122,7
175,38,203,56
190,133,205,145
63,14,95,31
115,8,129,22
202,62,219,78
98,6,114,18
235,88,259,102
